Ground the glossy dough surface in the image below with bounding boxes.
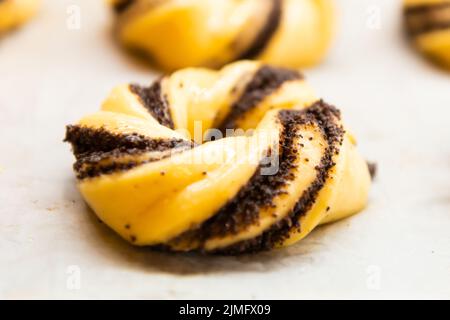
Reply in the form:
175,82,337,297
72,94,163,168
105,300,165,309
111,0,335,70
404,0,450,69
0,0,39,33
65,61,371,254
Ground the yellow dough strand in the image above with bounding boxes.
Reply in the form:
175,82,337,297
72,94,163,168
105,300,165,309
64,61,372,254
111,0,335,70
404,0,450,69
0,0,40,34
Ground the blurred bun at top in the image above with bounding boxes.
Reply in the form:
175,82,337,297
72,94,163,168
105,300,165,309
111,0,335,71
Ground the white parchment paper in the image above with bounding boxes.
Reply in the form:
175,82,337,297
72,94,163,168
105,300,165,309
0,0,449,299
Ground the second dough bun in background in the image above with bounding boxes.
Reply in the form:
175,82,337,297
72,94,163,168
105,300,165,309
111,0,335,71
404,0,450,69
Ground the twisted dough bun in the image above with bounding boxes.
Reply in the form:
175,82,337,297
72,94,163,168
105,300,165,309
0,0,39,34
404,0,450,69
65,61,371,254
111,0,335,70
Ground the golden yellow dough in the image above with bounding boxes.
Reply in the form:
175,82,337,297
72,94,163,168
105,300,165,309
0,0,40,34
110,0,335,71
404,0,450,69
64,61,372,254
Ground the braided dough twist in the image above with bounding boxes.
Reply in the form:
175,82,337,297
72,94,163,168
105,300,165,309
111,0,335,70
65,61,371,254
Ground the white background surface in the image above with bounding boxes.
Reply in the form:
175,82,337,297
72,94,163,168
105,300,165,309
0,0,449,299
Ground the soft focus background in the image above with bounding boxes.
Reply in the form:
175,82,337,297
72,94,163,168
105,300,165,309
0,0,449,299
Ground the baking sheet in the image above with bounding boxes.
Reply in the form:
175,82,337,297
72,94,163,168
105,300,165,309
0,0,449,299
